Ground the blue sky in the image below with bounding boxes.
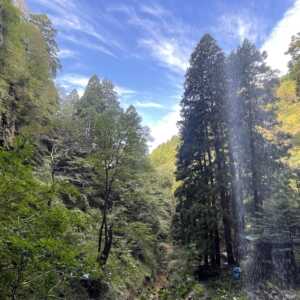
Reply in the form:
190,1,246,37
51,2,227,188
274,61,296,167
27,0,300,149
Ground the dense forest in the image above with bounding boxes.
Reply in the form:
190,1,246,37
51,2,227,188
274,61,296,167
0,0,300,299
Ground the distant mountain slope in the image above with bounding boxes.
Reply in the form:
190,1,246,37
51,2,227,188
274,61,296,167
150,136,180,190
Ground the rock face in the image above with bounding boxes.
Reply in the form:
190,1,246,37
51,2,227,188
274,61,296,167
0,110,16,148
248,283,298,300
0,83,18,148
12,0,29,16
70,277,111,300
247,240,298,287
0,4,3,47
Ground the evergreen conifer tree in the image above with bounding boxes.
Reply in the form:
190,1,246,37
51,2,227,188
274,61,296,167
175,34,235,267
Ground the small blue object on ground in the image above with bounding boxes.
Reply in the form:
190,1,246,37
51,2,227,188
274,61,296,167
232,266,241,280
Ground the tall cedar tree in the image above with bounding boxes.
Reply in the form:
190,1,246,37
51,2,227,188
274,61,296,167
175,34,235,267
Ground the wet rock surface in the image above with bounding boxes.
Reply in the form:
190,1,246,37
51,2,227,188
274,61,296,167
0,4,3,47
248,283,298,300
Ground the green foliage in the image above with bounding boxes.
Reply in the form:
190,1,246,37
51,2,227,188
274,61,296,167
90,105,148,184
0,0,58,147
286,32,300,96
250,170,300,242
30,14,61,77
162,246,202,299
206,274,247,300
150,136,179,171
38,74,173,296
0,141,99,299
150,135,180,191
276,79,300,168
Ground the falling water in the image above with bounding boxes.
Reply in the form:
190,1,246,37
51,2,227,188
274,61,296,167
225,59,299,300
226,60,246,263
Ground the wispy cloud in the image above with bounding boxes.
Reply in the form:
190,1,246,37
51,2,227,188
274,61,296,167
58,74,89,89
59,33,116,57
139,38,189,73
30,0,76,15
31,0,123,57
58,48,77,59
57,74,137,100
115,85,136,98
216,12,264,45
139,3,169,18
262,0,300,74
135,101,165,109
109,2,195,75
57,73,89,96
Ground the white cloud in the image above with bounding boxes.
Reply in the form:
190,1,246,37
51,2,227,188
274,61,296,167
32,0,122,57
58,49,77,59
109,3,193,75
262,0,300,74
218,13,262,43
51,14,120,49
49,14,84,32
76,88,85,97
31,0,73,13
135,101,165,109
57,74,89,95
149,104,180,150
139,38,189,73
115,85,136,98
139,3,169,18
107,4,133,15
136,19,192,74
59,33,116,57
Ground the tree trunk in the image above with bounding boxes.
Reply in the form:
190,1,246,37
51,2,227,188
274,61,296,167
214,228,221,267
99,224,113,265
209,231,216,267
221,193,235,265
205,131,221,269
97,166,114,266
214,126,235,265
98,210,106,254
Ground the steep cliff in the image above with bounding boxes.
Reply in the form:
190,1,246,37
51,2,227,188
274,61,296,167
12,0,28,16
